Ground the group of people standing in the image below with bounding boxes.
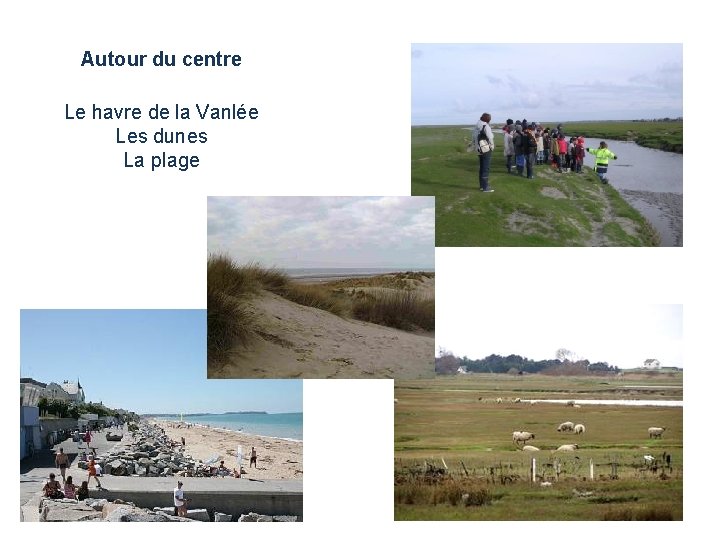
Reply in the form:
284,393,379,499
473,114,618,192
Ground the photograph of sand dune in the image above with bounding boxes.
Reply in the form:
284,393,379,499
207,196,436,379
20,310,302,522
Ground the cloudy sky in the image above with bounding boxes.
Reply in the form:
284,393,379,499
412,44,683,125
438,304,682,369
207,197,435,269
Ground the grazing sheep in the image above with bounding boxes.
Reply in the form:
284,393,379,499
648,427,666,439
513,398,521,404
574,424,586,434
512,431,535,446
557,421,575,432
573,404,582,408
522,445,540,452
394,398,398,403
556,444,579,452
566,400,575,407
496,397,503,404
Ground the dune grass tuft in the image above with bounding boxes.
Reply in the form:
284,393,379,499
207,289,254,366
352,290,435,332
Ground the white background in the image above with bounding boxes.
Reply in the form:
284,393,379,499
1,0,712,535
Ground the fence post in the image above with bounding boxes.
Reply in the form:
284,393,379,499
590,458,594,481
532,458,536,483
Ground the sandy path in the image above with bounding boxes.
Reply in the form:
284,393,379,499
209,290,434,379
154,421,302,480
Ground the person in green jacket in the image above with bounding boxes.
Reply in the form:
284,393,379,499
586,141,618,183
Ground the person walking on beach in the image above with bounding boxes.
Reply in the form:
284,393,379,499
87,455,101,488
83,430,92,450
250,447,258,468
174,481,188,517
55,447,69,481
472,112,495,192
587,141,618,183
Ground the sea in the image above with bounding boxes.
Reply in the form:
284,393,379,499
286,267,435,282
174,412,303,441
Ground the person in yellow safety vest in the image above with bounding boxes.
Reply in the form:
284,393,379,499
586,141,618,184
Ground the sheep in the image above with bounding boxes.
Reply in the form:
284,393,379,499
573,404,582,408
648,427,666,439
643,455,655,464
574,424,585,434
522,445,540,452
556,444,579,452
557,421,574,432
566,400,575,407
512,398,521,404
496,397,504,404
512,431,535,446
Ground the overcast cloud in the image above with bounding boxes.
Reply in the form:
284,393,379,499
208,197,435,269
412,44,682,124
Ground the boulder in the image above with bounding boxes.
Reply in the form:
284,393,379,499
214,512,233,522
257,515,273,522
40,499,102,522
186,509,210,522
239,512,259,522
273,515,298,522
84,498,108,511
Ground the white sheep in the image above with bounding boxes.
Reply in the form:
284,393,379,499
643,455,655,464
512,398,521,404
496,397,504,404
522,445,540,452
556,444,579,452
557,421,574,432
574,424,585,434
648,427,666,439
512,431,535,446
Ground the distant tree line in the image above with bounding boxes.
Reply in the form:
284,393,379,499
37,398,127,420
435,350,620,376
632,117,682,122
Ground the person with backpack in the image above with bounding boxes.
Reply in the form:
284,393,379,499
567,137,577,173
472,112,495,192
586,141,618,183
522,126,538,179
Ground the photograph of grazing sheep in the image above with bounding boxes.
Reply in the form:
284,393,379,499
395,372,682,520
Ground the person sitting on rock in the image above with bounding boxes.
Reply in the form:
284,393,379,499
217,460,230,477
63,476,79,500
77,481,90,501
42,473,64,499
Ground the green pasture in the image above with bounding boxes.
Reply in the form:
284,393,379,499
394,373,683,520
556,120,682,153
411,126,658,247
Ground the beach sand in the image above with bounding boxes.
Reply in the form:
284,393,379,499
209,275,435,379
154,421,303,480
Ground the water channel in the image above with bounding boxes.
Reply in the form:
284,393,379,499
579,138,682,247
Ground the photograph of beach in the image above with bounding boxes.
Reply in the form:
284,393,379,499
20,309,302,522
207,196,436,379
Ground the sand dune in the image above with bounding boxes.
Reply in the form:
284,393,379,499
209,284,435,379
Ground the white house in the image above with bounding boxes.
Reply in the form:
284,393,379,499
60,380,85,403
643,359,661,370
